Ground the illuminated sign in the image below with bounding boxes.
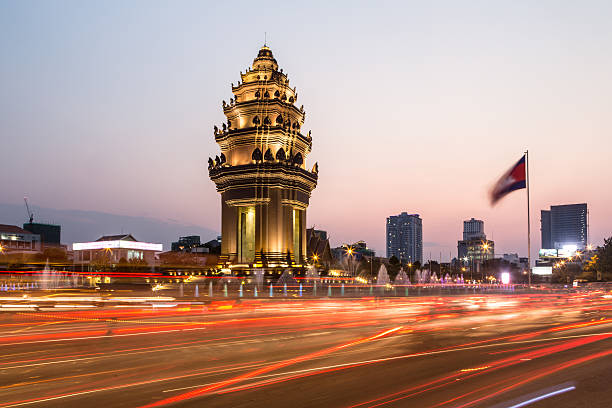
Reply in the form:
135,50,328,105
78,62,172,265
500,272,510,285
533,266,553,275
73,240,163,251
557,244,577,258
539,249,557,258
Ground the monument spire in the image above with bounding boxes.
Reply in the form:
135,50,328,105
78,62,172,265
208,47,318,272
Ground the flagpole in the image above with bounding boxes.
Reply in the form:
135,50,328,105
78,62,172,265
526,149,531,288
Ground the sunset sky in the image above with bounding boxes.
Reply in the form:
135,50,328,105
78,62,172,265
2,1,611,260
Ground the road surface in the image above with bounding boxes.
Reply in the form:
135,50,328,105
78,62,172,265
0,292,611,407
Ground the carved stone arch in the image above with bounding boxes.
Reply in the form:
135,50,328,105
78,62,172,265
281,94,287,101
274,90,280,98
264,91,270,98
276,114,283,124
293,152,303,165
264,148,274,161
219,153,226,164
288,96,294,103
253,115,260,125
263,116,271,125
252,147,262,161
255,90,260,98
276,148,286,161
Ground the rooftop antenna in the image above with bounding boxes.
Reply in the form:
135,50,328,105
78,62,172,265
264,32,267,46
24,197,34,224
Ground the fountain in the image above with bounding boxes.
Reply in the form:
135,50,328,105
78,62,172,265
253,268,265,288
376,264,390,286
305,265,319,282
276,269,298,286
394,268,410,285
38,261,82,290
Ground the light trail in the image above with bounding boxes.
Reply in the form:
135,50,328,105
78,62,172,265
504,385,576,408
0,292,611,408
0,361,269,408
450,349,612,408
1,327,610,407
136,326,404,408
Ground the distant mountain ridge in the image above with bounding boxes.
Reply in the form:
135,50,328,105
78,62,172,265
0,203,218,251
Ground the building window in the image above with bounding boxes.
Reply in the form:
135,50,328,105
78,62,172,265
128,250,143,261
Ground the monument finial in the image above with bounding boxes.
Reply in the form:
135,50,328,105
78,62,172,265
264,32,267,47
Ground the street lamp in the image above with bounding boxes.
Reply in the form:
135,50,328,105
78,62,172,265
481,241,490,282
345,246,355,277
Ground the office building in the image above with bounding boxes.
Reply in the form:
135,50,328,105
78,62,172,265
458,218,494,262
386,212,423,264
463,218,485,240
540,203,587,250
332,240,375,263
171,236,204,252
23,223,61,247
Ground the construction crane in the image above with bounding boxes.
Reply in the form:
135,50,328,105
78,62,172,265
24,197,34,224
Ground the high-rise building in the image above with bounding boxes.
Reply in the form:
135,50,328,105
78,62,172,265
208,46,318,269
457,218,494,262
540,210,552,249
463,218,485,240
386,212,422,264
540,203,587,250
23,222,61,247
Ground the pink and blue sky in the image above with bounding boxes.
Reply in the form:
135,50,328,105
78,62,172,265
1,1,611,259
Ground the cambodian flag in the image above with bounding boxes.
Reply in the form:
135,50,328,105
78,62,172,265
490,155,526,205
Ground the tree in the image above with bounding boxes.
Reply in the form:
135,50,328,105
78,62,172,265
389,256,400,266
591,237,612,280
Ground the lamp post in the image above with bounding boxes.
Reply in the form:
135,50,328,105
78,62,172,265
481,242,490,283
345,246,354,277
463,256,470,282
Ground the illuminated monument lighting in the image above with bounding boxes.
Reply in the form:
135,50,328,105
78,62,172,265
208,46,318,270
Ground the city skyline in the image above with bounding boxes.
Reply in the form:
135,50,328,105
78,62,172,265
2,2,612,260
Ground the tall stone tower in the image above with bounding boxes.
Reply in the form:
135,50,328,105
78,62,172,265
208,46,318,270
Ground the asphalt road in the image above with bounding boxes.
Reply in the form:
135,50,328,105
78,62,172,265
1,292,611,408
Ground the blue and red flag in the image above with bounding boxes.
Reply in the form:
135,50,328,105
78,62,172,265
490,155,526,205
